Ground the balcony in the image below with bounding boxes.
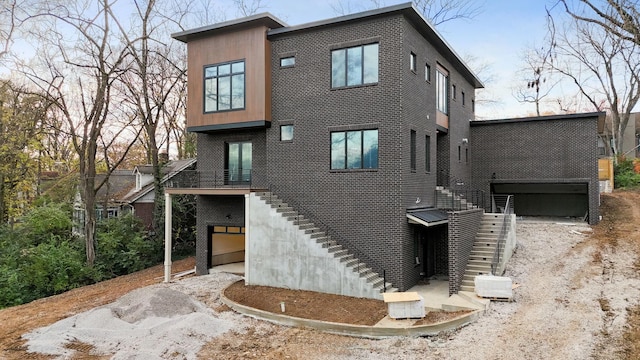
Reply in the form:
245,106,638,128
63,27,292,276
164,169,267,195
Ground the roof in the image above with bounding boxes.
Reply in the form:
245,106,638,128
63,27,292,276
172,13,287,43
406,208,449,227
267,2,483,89
172,3,483,89
95,170,136,203
124,158,197,203
471,112,606,132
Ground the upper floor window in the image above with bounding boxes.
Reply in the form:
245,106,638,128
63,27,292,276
280,56,295,67
462,91,466,106
204,60,245,113
331,43,379,88
280,124,294,141
425,135,431,172
425,63,431,82
452,84,457,100
436,68,449,115
410,130,416,171
331,129,378,169
410,52,417,72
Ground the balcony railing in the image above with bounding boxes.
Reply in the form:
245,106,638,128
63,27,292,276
164,169,264,189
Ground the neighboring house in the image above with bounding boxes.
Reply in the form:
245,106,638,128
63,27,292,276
73,158,196,233
167,3,600,299
598,112,640,158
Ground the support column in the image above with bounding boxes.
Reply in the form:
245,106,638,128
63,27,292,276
164,192,172,283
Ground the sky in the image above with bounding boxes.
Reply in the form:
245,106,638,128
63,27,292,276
215,0,563,119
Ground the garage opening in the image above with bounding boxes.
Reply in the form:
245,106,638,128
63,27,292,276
492,182,589,219
207,225,245,267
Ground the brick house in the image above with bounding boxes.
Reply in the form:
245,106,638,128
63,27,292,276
167,3,600,298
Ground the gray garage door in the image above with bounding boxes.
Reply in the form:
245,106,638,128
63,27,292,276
492,182,589,218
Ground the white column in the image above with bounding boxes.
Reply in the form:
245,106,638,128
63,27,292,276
244,193,250,283
164,192,172,283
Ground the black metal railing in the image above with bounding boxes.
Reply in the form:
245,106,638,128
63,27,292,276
434,188,485,211
164,169,267,189
265,185,391,292
490,194,513,275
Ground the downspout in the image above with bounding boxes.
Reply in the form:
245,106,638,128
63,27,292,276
164,192,172,282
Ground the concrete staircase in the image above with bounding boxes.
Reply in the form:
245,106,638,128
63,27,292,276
459,213,504,292
256,192,397,297
435,186,478,210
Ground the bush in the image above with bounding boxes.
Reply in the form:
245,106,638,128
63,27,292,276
615,157,640,189
93,214,163,279
22,203,73,244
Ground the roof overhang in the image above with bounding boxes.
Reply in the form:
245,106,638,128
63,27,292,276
407,208,449,227
172,13,287,43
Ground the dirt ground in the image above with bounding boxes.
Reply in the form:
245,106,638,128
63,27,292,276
3,190,640,360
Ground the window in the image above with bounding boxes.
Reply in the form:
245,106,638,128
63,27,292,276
465,148,469,163
425,135,431,172
280,124,293,141
410,52,416,72
204,60,245,113
462,91,466,106
331,129,378,169
226,141,252,183
331,43,379,88
436,68,449,114
410,130,416,171
472,99,475,113
425,63,431,82
452,84,457,100
280,56,295,67
458,145,461,162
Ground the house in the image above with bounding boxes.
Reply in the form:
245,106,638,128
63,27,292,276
598,112,640,158
167,3,600,299
73,158,196,233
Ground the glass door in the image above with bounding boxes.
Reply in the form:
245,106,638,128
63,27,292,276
226,141,252,184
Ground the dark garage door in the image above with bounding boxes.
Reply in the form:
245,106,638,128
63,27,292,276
492,182,589,218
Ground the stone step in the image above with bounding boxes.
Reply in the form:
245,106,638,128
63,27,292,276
467,260,492,267
304,227,321,234
319,239,337,248
459,285,474,292
298,223,315,230
337,253,354,262
465,269,492,277
327,245,342,253
467,264,491,272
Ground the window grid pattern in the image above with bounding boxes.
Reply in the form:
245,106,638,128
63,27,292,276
331,129,378,169
204,60,245,113
331,43,379,88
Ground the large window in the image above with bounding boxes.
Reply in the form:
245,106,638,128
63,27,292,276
436,68,449,115
204,60,245,113
331,43,379,88
331,129,378,169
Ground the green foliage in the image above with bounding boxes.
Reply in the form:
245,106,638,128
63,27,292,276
93,214,163,279
0,204,163,309
22,202,72,243
614,157,640,189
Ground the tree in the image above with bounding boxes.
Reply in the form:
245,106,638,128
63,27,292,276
547,5,640,155
560,0,640,46
0,81,49,224
21,0,142,266
330,0,483,26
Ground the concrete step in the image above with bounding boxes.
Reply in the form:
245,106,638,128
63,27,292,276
327,245,342,253
467,264,492,272
338,253,354,262
465,269,492,277
459,285,475,292
319,239,337,248
304,227,322,234
467,260,492,267
458,291,491,310
441,294,484,312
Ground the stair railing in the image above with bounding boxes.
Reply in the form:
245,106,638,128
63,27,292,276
434,188,486,211
490,194,513,275
265,185,391,292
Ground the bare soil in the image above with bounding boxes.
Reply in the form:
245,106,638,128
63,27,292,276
4,190,640,360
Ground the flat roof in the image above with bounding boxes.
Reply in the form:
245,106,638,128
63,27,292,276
268,2,482,89
470,112,606,131
172,13,287,43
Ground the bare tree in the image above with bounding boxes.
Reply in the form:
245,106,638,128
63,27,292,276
0,0,19,62
560,0,640,46
21,0,142,265
514,45,560,116
330,0,483,26
546,10,640,155
233,0,265,17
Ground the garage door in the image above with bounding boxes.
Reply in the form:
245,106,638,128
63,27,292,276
209,225,245,266
492,182,589,218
